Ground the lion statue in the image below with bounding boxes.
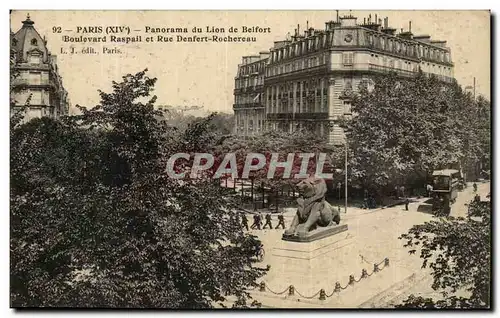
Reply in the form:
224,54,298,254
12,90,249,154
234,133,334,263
283,177,341,238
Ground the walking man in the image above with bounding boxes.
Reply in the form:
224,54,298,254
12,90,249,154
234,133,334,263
263,213,273,229
255,213,262,230
275,213,285,229
250,214,259,230
405,197,410,211
241,213,249,231
473,182,478,193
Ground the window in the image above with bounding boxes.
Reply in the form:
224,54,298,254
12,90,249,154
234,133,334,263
343,101,352,114
30,90,42,105
342,52,354,66
28,54,41,64
31,38,38,45
344,78,353,90
360,79,369,90
28,72,41,85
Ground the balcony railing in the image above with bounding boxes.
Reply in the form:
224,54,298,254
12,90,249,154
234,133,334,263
11,78,57,87
233,103,264,109
267,112,328,121
367,64,454,83
265,64,327,79
234,84,264,94
368,64,415,77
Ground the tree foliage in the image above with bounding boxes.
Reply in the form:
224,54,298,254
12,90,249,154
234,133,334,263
212,130,342,190
10,69,266,308
345,71,490,194
397,200,491,308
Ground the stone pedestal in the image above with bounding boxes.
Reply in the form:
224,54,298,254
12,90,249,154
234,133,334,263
265,224,353,296
282,224,348,242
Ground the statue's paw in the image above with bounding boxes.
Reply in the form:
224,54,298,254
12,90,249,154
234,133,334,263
333,214,341,225
297,230,308,238
284,229,294,236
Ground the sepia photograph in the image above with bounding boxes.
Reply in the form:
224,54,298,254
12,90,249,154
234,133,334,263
8,9,491,309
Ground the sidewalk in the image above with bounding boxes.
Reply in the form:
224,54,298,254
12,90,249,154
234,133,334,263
241,196,428,219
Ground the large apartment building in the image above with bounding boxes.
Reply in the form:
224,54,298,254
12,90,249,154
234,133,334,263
10,15,70,121
233,52,269,137
233,13,454,144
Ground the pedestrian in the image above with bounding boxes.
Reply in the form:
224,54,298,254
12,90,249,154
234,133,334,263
394,185,399,199
250,214,258,229
473,182,478,193
241,214,249,231
405,198,409,211
426,184,433,197
255,213,262,230
275,213,286,229
263,213,273,229
474,193,481,202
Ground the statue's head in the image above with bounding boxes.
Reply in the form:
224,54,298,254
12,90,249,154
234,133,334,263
296,177,327,199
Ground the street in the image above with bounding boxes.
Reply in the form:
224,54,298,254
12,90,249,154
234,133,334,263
243,181,490,307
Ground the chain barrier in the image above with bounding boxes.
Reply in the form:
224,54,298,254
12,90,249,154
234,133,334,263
265,283,290,295
295,288,321,300
256,257,389,301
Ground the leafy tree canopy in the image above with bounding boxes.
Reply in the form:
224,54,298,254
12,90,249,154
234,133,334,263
10,69,266,308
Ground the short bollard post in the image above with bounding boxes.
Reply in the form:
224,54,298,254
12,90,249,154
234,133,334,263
334,282,341,293
373,263,379,273
319,289,326,300
348,275,355,285
288,285,295,296
384,258,390,267
361,269,368,278
259,281,265,292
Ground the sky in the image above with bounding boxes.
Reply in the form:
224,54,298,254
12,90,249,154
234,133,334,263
10,10,490,115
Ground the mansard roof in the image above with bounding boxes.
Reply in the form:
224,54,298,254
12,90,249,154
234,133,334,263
11,14,50,63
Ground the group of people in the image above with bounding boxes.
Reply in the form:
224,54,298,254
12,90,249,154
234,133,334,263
240,212,286,231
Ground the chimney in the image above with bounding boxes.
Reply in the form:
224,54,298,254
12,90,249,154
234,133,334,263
368,14,371,23
409,21,412,33
340,14,358,27
414,35,431,43
363,17,366,24
336,10,339,22
375,14,378,23
297,24,300,36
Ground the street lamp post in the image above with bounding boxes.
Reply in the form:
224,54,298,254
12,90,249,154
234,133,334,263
345,140,348,214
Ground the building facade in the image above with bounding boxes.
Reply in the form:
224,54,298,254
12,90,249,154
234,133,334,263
10,15,70,122
233,52,269,137
234,13,455,144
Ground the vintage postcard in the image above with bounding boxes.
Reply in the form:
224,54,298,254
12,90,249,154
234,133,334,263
9,10,491,309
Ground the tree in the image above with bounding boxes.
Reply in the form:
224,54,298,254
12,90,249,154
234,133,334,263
212,130,341,189
10,69,267,308
345,71,484,196
397,199,491,308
